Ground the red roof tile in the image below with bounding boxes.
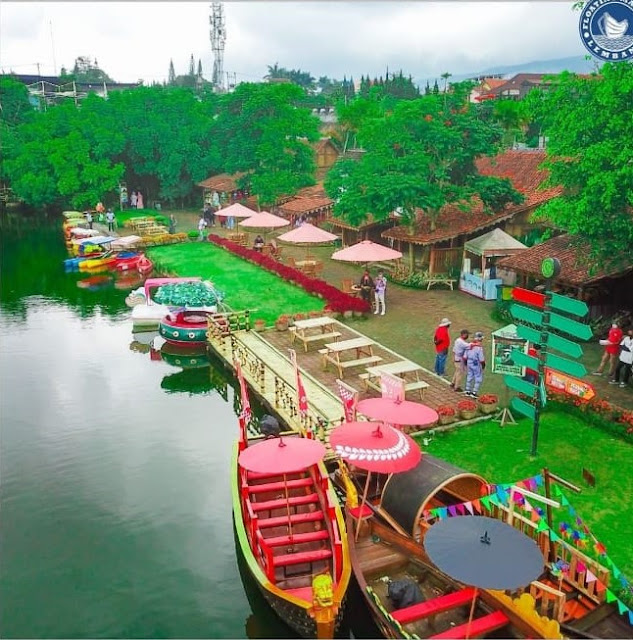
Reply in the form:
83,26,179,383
382,149,562,246
197,172,246,192
497,234,632,286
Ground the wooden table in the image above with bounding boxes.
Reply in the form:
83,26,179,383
320,337,382,378
425,277,457,290
295,260,317,269
361,360,429,399
290,317,341,352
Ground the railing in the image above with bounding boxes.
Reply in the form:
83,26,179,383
529,581,566,622
255,529,275,582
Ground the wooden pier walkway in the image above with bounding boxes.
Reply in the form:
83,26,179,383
207,313,461,458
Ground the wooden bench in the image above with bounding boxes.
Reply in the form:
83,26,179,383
248,477,313,494
425,277,457,291
294,331,342,352
251,493,320,512
429,610,509,639
272,548,333,567
264,530,330,547
339,356,383,371
391,588,476,624
258,510,324,529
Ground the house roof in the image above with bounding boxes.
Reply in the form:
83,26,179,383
497,234,633,286
279,194,333,216
197,172,247,192
490,73,548,96
382,149,562,246
464,228,527,257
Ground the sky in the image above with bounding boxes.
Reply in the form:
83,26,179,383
0,2,590,86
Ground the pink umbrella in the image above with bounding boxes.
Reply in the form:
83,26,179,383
331,240,402,263
329,421,421,539
357,397,439,427
239,211,290,229
219,203,257,219
277,223,338,245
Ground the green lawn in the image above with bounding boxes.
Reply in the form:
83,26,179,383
420,410,633,577
114,208,165,225
146,242,323,325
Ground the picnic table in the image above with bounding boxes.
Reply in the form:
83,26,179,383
425,276,457,290
290,317,341,352
360,360,429,399
319,337,382,379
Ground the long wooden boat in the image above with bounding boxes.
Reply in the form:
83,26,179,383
334,455,631,639
232,420,351,638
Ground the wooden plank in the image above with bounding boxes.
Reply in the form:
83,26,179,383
293,317,335,330
324,337,374,352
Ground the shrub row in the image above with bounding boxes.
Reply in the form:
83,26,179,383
207,234,370,314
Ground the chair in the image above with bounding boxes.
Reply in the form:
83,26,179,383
341,278,354,294
302,263,317,277
286,256,296,268
262,245,272,257
314,260,324,277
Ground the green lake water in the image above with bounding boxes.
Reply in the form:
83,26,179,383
0,223,374,639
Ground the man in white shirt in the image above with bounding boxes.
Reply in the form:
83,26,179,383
450,329,470,392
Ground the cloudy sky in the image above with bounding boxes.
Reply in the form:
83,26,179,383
1,2,589,85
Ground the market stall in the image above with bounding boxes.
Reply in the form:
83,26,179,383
460,228,526,300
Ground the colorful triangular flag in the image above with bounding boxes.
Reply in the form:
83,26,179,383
585,569,597,584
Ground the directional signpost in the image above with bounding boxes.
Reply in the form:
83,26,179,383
507,258,593,457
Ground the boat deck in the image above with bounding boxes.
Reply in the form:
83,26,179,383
208,317,462,457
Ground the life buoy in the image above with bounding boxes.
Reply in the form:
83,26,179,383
137,255,153,274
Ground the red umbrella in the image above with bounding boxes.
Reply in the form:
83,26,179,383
357,397,439,427
239,435,326,541
329,421,421,539
331,240,402,263
238,435,325,474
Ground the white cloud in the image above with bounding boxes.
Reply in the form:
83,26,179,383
0,2,589,85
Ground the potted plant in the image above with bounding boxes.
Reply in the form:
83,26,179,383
478,394,499,415
253,318,266,332
293,313,306,323
308,310,322,319
436,405,456,425
275,314,290,331
457,398,478,420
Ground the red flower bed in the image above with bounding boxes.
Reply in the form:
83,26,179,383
208,234,370,313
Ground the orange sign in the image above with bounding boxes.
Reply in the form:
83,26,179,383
544,368,595,401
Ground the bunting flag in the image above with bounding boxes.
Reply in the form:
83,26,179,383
289,349,309,418
336,378,358,423
585,569,597,584
380,371,405,402
464,501,474,515
617,599,628,615
628,610,633,626
234,358,252,424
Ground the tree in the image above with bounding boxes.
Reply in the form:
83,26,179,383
71,56,113,83
527,63,633,265
215,82,320,206
188,54,195,77
168,59,176,85
197,59,203,79
325,92,524,268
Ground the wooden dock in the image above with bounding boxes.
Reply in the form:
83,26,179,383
207,314,461,457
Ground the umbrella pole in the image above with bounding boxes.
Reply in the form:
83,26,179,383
284,472,295,546
465,587,478,640
354,471,372,542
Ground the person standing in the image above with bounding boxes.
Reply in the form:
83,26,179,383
136,191,144,209
168,214,177,235
450,329,470,392
359,270,374,306
610,327,633,388
433,318,451,377
374,271,387,316
593,322,623,377
464,332,486,398
198,215,207,241
130,191,137,209
85,210,93,229
106,208,116,233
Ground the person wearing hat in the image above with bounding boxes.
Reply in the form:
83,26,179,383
433,318,451,377
464,331,486,398
450,329,470,392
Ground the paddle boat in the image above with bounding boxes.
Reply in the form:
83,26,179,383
232,413,351,639
333,453,631,639
113,251,143,272
137,254,154,275
158,310,211,346
126,277,220,332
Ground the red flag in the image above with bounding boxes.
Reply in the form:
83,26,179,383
234,358,252,424
380,371,405,403
289,349,309,418
336,378,358,423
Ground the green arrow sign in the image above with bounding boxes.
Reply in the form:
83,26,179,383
515,324,584,359
510,304,543,325
511,396,536,420
504,374,543,401
545,352,587,378
510,348,540,372
548,292,589,319
548,311,592,341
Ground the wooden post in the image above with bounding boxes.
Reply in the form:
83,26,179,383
429,247,436,276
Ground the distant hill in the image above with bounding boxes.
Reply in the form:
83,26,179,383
418,55,599,87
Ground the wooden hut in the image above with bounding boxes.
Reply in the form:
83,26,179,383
277,183,334,225
381,150,562,274
460,228,527,300
497,234,633,319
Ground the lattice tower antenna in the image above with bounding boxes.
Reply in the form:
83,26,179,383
209,3,226,91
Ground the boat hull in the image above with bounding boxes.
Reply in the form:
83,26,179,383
158,313,209,346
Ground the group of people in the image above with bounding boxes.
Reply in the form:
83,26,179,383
129,191,144,210
358,270,388,316
434,319,487,398
593,321,633,389
85,205,116,232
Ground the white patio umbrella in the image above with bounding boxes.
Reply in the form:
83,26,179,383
277,223,339,258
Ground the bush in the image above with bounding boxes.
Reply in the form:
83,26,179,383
187,230,199,240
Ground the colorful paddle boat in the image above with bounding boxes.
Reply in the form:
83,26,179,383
158,310,210,346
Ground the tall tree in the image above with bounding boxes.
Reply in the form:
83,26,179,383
215,82,320,206
188,54,195,77
197,59,203,79
168,59,176,85
527,63,633,265
325,92,523,268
